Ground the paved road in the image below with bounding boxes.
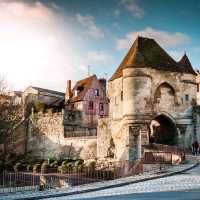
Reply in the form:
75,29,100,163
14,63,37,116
46,161,200,200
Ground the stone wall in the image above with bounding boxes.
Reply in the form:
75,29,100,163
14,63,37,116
27,112,97,160
97,118,112,158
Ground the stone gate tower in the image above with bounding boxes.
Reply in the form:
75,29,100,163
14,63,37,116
97,36,197,161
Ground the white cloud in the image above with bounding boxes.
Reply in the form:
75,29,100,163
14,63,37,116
116,27,190,50
87,51,111,62
76,14,104,39
121,0,144,17
0,1,88,92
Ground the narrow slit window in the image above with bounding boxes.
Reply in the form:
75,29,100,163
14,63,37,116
88,101,94,110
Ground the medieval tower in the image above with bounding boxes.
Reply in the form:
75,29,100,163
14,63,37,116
97,36,198,161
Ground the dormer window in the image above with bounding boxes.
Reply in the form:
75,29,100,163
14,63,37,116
74,86,84,96
95,89,99,96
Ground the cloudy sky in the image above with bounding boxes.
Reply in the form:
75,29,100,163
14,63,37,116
1,0,200,92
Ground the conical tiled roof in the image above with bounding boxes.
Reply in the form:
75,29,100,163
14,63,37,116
178,54,196,74
110,37,196,81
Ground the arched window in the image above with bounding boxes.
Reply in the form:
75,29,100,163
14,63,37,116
154,82,176,113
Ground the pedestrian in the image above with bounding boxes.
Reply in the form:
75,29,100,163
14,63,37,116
192,141,199,156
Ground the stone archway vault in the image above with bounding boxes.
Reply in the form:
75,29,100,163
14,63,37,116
150,114,178,145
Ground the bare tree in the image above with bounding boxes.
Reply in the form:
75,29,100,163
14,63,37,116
0,75,8,95
0,75,23,146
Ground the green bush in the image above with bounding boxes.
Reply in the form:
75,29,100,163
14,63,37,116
50,161,58,168
33,164,41,173
57,166,62,173
66,162,73,169
58,162,73,174
60,165,68,174
13,162,23,172
47,158,55,165
41,162,49,173
26,164,33,171
61,160,70,166
75,159,84,167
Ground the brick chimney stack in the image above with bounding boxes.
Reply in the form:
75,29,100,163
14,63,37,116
99,78,106,96
65,80,72,100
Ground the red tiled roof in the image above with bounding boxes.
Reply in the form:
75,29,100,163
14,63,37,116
69,75,96,102
110,37,196,81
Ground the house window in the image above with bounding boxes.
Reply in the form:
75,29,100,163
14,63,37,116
99,103,104,111
88,101,94,110
197,84,200,92
185,94,189,101
95,89,99,96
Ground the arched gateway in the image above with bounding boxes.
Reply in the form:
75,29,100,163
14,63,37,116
97,36,197,161
150,114,178,145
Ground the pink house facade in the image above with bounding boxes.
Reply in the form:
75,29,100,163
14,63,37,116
64,75,108,137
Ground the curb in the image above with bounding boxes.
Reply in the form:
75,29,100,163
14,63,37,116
9,161,200,200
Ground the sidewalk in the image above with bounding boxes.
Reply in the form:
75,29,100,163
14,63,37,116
0,155,199,200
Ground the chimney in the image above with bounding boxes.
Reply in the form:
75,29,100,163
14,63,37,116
99,78,106,96
65,80,72,100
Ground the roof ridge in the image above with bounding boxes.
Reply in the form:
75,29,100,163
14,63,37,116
109,37,195,81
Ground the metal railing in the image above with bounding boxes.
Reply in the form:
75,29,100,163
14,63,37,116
0,159,143,194
143,143,186,164
0,172,40,193
0,144,185,195
143,152,173,164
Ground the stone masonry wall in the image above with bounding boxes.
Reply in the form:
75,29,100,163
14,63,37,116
27,112,97,160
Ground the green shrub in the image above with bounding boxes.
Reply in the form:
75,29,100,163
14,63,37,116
58,162,73,174
57,166,62,173
47,158,55,165
50,161,58,168
61,160,70,166
13,162,23,172
66,162,73,169
41,162,49,173
60,165,68,174
75,159,84,167
33,164,41,173
26,164,33,171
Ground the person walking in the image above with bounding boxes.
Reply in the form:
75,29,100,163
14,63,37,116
192,141,199,156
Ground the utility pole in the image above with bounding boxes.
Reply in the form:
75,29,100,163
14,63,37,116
87,65,91,77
